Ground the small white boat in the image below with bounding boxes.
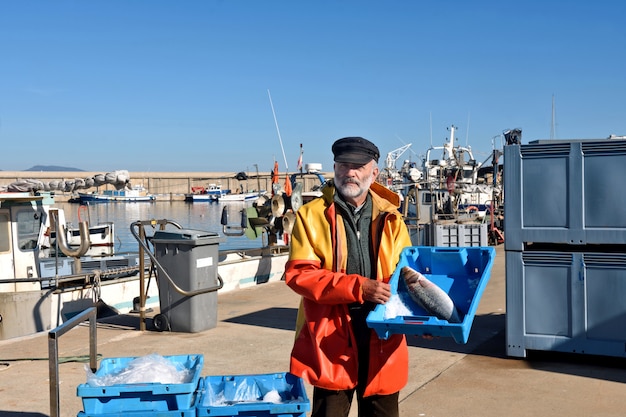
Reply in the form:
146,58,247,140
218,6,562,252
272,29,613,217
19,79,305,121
77,185,156,203
185,183,264,203
219,191,265,202
184,184,230,202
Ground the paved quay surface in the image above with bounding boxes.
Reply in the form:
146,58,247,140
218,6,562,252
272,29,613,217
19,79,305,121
1,244,626,417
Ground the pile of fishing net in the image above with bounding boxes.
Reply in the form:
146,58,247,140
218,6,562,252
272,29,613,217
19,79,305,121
0,170,131,193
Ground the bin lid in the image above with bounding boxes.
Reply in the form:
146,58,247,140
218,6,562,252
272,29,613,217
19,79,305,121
152,229,224,245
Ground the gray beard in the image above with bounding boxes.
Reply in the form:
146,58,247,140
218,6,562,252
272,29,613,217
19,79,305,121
336,177,373,200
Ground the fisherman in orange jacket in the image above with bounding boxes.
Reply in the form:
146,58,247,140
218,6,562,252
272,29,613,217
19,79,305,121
285,137,412,417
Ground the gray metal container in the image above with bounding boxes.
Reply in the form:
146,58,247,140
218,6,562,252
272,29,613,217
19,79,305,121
504,139,626,251
152,229,223,333
505,138,626,358
506,249,626,358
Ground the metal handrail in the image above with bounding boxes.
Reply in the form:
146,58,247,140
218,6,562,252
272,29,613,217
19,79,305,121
48,306,97,417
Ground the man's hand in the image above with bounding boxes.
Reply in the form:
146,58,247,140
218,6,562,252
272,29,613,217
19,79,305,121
361,279,391,304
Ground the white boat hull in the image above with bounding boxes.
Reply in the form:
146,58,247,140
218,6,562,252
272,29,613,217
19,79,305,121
217,247,288,292
185,193,219,202
0,275,163,340
184,184,229,202
219,192,264,202
0,248,289,340
0,191,290,341
78,193,156,203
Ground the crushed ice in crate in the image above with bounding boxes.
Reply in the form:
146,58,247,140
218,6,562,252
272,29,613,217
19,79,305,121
85,353,192,386
203,378,302,406
383,294,414,319
263,389,283,403
234,378,262,401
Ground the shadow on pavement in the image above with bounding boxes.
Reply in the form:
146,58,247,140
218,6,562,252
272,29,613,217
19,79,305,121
525,350,626,384
92,313,145,331
223,307,297,331
93,308,626,386
406,311,626,385
406,312,506,356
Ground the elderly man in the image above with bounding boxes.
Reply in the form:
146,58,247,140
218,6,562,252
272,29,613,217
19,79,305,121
285,136,412,417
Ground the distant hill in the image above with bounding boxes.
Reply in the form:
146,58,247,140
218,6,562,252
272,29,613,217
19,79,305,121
24,165,85,172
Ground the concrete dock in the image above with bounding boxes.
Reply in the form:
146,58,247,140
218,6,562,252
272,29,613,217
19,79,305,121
1,244,626,417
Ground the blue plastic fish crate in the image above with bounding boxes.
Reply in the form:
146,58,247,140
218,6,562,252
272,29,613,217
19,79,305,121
366,246,496,344
77,387,200,417
76,354,204,414
196,372,310,417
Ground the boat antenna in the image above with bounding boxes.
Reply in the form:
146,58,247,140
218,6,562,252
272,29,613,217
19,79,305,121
466,112,470,146
267,89,289,171
550,94,557,140
429,112,433,147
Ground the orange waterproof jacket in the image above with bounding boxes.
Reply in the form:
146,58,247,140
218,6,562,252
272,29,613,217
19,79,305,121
285,181,412,397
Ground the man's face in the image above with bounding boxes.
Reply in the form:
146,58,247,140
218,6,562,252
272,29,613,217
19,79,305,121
334,160,379,204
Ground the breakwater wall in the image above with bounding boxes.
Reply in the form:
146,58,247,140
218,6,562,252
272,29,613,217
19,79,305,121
0,171,332,202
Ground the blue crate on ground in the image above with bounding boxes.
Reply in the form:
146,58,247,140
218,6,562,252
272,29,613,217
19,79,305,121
78,409,196,417
77,384,200,417
366,246,496,344
196,372,310,417
76,354,204,414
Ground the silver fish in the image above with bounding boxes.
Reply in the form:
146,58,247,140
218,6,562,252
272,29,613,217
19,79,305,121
401,266,461,323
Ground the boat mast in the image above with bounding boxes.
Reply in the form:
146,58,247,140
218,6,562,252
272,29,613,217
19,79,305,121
267,89,289,172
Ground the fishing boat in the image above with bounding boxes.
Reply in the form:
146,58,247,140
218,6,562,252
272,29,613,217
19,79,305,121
184,184,264,203
418,126,499,215
0,192,152,340
379,125,504,246
0,191,290,341
381,125,502,219
77,185,156,203
184,184,230,202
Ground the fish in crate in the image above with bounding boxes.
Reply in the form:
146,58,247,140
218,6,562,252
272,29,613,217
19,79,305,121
366,246,496,344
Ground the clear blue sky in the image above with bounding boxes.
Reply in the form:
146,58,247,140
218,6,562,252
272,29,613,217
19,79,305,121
1,1,625,174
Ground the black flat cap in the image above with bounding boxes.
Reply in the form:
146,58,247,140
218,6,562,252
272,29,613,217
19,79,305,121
332,137,380,164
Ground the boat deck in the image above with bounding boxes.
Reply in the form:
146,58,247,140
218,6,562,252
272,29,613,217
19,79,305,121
2,245,626,417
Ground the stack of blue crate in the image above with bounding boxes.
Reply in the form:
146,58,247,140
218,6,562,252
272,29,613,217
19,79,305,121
76,354,311,417
76,354,204,417
505,139,626,358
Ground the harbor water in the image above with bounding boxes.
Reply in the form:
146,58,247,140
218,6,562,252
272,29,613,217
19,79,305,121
56,200,265,253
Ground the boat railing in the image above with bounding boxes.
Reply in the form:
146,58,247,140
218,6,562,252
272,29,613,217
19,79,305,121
0,265,141,289
48,306,97,417
50,209,91,260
